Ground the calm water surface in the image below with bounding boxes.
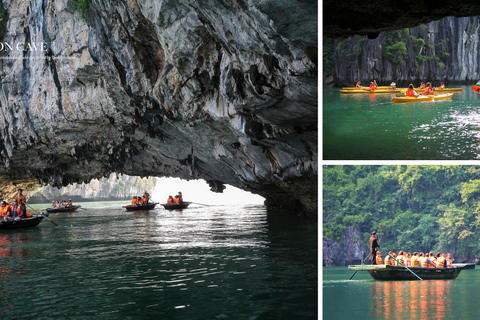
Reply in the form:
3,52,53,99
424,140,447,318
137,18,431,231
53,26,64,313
0,202,317,319
323,266,480,319
323,85,480,159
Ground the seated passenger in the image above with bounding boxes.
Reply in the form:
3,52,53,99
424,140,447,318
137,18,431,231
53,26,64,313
356,81,362,88
67,199,73,208
439,82,445,89
436,253,446,268
446,253,454,268
375,252,383,265
137,197,143,205
167,196,174,204
131,196,138,205
410,252,419,267
405,84,419,97
419,82,425,89
12,199,24,220
174,195,181,204
0,200,12,222
52,201,56,208
369,82,376,91
424,82,434,95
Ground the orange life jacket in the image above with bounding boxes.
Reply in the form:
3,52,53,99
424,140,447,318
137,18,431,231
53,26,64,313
427,257,435,268
174,197,181,204
0,204,11,216
420,257,428,268
369,84,376,91
446,258,453,268
406,88,416,97
424,87,434,95
440,84,445,89
167,198,174,204
376,255,382,264
437,257,446,268
384,256,393,265
411,256,419,267
356,84,361,88
132,199,137,205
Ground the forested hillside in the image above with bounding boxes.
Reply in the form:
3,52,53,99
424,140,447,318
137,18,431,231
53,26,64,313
323,165,480,265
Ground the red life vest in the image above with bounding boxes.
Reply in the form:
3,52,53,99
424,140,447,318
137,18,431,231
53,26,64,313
174,197,181,204
0,204,11,216
132,199,137,205
369,84,376,91
424,87,434,95
167,198,174,204
440,84,445,89
406,88,416,97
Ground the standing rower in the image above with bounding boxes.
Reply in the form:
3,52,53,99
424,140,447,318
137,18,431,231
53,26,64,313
370,231,380,265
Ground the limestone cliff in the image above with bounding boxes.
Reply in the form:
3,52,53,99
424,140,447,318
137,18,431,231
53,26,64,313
0,0,317,216
326,17,480,87
323,227,365,266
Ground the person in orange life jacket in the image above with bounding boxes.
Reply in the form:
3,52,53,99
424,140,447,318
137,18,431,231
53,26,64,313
141,195,147,205
143,191,150,204
137,197,143,205
419,252,426,267
384,251,394,265
0,200,12,222
396,251,407,266
446,253,454,268
16,188,27,216
375,251,383,264
405,84,419,97
439,82,445,89
167,196,174,204
131,196,138,205
356,81,362,88
12,199,25,220
424,82,434,95
174,195,181,204
436,253,446,268
411,252,420,267
369,82,376,91
419,82,425,89
426,252,436,268
406,252,412,267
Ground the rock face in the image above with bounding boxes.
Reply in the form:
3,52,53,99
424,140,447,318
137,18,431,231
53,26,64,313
327,17,480,86
323,0,480,39
0,1,317,215
323,226,365,266
28,173,157,203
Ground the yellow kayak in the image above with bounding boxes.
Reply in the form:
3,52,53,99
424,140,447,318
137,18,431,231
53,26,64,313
340,89,401,94
342,86,393,90
399,88,463,93
392,93,453,103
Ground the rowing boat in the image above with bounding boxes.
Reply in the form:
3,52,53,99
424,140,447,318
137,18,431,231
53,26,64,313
0,216,44,230
348,263,475,280
122,203,158,211
392,93,453,103
45,205,81,213
161,202,191,210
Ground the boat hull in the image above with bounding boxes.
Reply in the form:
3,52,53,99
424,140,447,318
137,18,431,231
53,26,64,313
161,202,191,210
45,206,80,213
122,203,158,211
392,93,453,103
0,216,44,230
348,264,475,281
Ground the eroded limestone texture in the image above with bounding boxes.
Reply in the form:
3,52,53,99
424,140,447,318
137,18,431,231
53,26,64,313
0,0,318,216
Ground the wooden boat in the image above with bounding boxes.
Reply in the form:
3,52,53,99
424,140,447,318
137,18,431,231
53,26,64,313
392,93,453,103
340,89,401,94
348,263,475,280
122,203,158,211
161,202,191,210
45,205,81,213
0,216,44,230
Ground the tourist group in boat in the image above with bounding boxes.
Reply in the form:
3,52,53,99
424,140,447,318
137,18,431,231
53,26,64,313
1,188,29,222
131,191,151,206
356,80,446,96
370,231,454,268
167,192,183,204
51,199,75,209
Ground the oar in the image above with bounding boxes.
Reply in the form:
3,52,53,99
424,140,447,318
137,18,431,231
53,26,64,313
26,204,59,227
349,254,371,280
190,202,213,206
379,248,422,281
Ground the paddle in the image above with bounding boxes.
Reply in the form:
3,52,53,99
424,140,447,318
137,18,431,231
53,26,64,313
26,204,59,227
190,202,213,207
378,247,423,281
349,254,371,280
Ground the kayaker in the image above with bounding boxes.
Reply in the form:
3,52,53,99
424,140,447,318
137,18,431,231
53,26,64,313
0,200,13,222
405,84,419,97
355,81,362,88
167,196,174,204
390,82,396,90
375,251,383,265
424,82,434,95
369,82,376,91
419,82,425,89
16,189,27,216
439,82,445,89
370,231,380,265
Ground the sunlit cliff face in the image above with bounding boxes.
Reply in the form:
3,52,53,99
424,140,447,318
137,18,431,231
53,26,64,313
0,0,318,216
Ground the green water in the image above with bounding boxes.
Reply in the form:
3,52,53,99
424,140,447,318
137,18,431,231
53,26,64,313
323,266,480,319
323,86,480,159
0,202,317,319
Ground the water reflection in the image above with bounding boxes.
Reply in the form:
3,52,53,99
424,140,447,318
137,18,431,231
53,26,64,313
372,280,452,319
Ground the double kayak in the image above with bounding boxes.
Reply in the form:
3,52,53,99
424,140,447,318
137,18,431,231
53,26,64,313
161,202,191,210
342,86,393,90
0,216,44,230
399,88,463,93
340,89,400,94
45,205,81,213
122,203,158,211
392,93,453,103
